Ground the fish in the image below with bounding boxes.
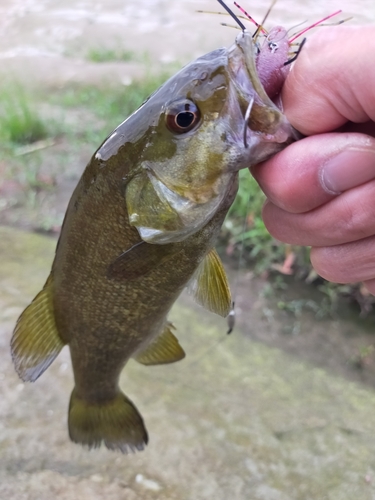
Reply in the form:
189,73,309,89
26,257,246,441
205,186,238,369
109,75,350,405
10,3,299,453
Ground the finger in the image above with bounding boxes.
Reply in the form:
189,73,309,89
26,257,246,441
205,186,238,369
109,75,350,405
363,279,375,296
251,133,375,214
262,179,375,246
282,26,375,135
310,236,375,284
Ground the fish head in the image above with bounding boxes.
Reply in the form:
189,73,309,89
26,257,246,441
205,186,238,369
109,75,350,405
97,31,297,244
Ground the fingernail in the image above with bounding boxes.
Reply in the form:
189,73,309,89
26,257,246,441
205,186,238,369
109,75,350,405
321,148,375,194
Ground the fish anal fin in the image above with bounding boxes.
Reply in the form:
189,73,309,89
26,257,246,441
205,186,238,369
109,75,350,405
134,322,185,365
188,248,231,317
10,274,65,382
68,389,148,453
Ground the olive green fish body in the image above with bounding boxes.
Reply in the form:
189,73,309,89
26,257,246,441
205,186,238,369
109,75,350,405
54,159,237,399
11,31,296,453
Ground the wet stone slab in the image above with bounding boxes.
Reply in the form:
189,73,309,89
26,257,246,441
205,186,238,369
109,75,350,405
1,225,375,499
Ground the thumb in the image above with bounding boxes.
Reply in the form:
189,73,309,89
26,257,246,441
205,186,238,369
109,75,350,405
282,26,375,135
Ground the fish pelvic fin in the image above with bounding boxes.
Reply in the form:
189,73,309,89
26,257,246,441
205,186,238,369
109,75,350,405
68,389,148,453
134,322,185,365
10,274,65,382
188,248,231,317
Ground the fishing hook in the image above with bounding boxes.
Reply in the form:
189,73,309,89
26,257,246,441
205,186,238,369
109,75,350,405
243,97,254,148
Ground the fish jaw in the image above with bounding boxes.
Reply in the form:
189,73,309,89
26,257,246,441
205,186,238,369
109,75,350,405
227,30,298,168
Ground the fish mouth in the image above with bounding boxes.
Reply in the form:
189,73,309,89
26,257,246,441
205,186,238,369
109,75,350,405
228,30,299,156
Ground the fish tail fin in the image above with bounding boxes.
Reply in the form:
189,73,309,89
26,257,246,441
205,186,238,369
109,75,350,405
11,274,65,382
68,388,149,453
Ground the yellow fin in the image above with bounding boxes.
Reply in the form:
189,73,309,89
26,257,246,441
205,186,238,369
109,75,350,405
188,249,231,317
134,322,185,365
68,389,148,453
11,275,64,382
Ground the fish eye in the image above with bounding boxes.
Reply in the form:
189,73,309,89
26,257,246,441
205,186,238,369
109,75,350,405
165,100,201,134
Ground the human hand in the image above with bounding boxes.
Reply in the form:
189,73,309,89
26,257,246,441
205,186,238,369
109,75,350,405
251,26,375,294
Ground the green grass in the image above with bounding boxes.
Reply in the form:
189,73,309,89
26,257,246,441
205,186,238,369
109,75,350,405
224,170,287,272
86,47,136,63
225,171,375,316
53,73,169,138
0,85,48,145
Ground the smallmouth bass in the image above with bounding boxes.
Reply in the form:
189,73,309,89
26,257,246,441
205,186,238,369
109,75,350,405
11,9,298,453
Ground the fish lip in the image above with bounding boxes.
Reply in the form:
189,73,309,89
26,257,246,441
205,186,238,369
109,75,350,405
234,30,275,109
228,30,296,146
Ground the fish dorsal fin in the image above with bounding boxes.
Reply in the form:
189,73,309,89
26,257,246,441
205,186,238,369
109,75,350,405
188,249,231,317
11,275,65,382
134,322,185,365
107,241,177,281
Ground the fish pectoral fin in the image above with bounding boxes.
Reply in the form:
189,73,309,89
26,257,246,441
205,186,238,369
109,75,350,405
134,322,185,365
10,274,65,382
107,241,177,281
68,388,148,453
188,248,231,317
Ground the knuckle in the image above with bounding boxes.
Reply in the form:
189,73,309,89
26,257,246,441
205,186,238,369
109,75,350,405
320,191,375,244
310,246,350,283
